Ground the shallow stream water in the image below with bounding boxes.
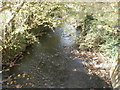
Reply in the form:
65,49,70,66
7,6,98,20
3,23,111,88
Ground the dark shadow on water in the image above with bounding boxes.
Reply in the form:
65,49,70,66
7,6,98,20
65,70,111,88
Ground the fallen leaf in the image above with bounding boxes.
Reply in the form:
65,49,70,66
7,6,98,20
93,57,98,60
73,69,77,71
27,52,30,54
54,54,59,56
32,84,35,87
22,73,26,77
10,81,14,84
16,85,22,88
28,83,33,85
4,69,10,72
13,81,17,83
17,74,21,77
27,78,30,80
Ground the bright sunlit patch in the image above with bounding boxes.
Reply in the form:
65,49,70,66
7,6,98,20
97,25,102,29
15,27,25,34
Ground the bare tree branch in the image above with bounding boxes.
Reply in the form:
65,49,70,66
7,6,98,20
0,6,11,12
6,2,25,25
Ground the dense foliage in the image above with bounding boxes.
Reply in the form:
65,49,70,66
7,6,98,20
0,2,119,63
1,2,67,61
76,3,119,62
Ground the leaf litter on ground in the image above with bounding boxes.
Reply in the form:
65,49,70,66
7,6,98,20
71,49,112,87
